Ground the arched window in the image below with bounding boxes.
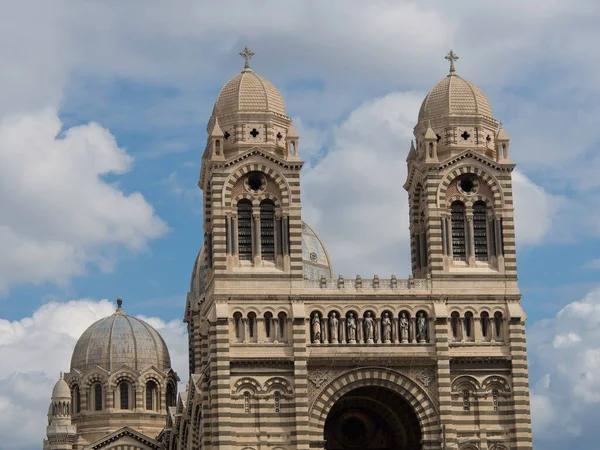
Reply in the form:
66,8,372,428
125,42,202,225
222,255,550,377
233,312,243,341
94,383,102,411
243,391,251,414
260,200,275,261
278,312,287,341
166,382,176,407
463,389,470,411
494,312,503,340
146,380,158,410
247,312,256,339
481,312,490,339
75,386,81,413
119,382,129,410
473,201,488,261
264,312,273,339
237,200,253,261
450,312,460,341
451,201,466,260
464,312,473,339
274,390,281,413
492,388,499,411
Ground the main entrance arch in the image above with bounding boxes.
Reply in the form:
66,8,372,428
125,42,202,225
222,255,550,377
309,368,439,450
324,385,421,449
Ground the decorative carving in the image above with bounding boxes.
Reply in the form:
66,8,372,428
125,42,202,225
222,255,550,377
308,370,330,388
414,368,435,387
382,313,392,343
399,312,409,343
309,251,318,263
363,312,375,343
329,312,339,343
347,313,357,343
312,313,322,343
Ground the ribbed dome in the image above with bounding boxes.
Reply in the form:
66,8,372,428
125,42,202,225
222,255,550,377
418,74,493,123
212,68,287,117
70,302,171,372
52,377,71,399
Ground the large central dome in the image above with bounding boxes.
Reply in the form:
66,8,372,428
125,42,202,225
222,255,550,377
212,67,287,117
70,299,171,372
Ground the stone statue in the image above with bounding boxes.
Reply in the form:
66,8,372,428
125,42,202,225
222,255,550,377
400,312,409,343
347,313,357,343
312,313,321,343
329,312,339,342
364,311,375,343
417,312,427,342
382,312,392,343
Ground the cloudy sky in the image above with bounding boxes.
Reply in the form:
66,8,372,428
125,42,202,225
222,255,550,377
0,0,599,448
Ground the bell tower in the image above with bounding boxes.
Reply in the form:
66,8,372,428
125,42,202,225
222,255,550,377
405,50,517,279
198,47,304,287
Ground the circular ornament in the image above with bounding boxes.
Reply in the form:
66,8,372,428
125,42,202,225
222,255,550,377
244,171,267,194
457,175,479,196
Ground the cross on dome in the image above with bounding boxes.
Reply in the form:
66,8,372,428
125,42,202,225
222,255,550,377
239,46,255,70
445,50,459,75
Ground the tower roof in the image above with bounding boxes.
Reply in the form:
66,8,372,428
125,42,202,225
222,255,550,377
70,298,171,372
211,52,287,118
51,376,71,400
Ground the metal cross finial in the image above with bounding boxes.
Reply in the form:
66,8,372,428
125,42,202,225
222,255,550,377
445,50,459,75
239,46,254,70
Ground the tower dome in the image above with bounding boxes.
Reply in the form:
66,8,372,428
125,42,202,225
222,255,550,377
418,50,493,124
70,298,171,372
51,376,71,399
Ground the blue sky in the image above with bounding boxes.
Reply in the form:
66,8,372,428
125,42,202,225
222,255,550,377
0,1,599,448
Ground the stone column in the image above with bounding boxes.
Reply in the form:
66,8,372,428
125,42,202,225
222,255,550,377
273,318,280,342
323,317,329,343
340,318,347,344
489,318,496,343
375,318,381,343
242,318,249,343
459,318,466,343
231,216,238,259
225,216,231,256
410,317,416,343
357,318,364,343
253,211,261,265
392,317,399,343
467,214,476,265
474,317,483,343
446,217,454,257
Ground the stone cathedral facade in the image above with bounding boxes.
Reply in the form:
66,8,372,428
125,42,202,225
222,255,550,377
44,49,533,450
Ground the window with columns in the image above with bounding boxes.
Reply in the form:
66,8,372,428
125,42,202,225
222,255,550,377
237,200,253,261
260,200,275,261
451,201,466,260
93,383,102,411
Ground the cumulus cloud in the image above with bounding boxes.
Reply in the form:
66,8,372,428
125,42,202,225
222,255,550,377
0,109,167,292
0,299,188,450
301,92,558,277
529,286,600,447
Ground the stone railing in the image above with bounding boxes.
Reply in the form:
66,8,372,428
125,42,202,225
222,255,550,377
303,275,430,290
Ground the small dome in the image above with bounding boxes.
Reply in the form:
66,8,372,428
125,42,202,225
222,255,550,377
52,377,71,399
418,74,493,123
70,301,171,372
212,68,287,118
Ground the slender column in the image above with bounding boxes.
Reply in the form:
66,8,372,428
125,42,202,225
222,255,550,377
340,318,347,343
253,211,261,265
446,217,453,257
242,318,249,343
282,216,289,255
357,318,364,343
459,318,466,343
489,317,496,343
441,216,447,256
466,214,476,265
410,317,416,343
375,318,381,343
231,217,238,258
225,216,231,256
323,317,329,343
474,316,483,342
273,318,280,342
392,317,399,343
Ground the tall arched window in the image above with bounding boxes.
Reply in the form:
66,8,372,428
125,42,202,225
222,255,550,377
247,312,256,339
233,312,243,341
166,382,176,407
451,201,466,260
94,383,102,411
237,200,253,261
481,312,490,339
450,312,460,341
119,382,129,410
260,200,275,261
473,201,488,261
494,312,503,340
75,386,81,413
278,312,287,341
146,380,158,411
464,312,473,339
264,312,273,339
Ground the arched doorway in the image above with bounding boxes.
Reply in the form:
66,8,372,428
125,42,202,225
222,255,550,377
324,386,422,450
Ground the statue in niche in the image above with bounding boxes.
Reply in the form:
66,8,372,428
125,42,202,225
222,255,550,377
400,312,409,343
382,312,392,343
364,311,375,343
312,313,322,343
329,312,339,342
347,313,357,343
417,312,427,342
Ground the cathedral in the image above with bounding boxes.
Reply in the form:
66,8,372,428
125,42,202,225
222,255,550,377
44,49,533,450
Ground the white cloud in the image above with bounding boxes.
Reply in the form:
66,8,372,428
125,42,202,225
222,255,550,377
0,109,167,292
529,286,600,447
0,299,188,450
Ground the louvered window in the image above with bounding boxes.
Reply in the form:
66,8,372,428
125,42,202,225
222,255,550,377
260,200,275,261
451,202,466,260
473,201,488,261
237,200,253,261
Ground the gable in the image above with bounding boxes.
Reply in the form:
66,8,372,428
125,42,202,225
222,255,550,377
87,427,161,450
